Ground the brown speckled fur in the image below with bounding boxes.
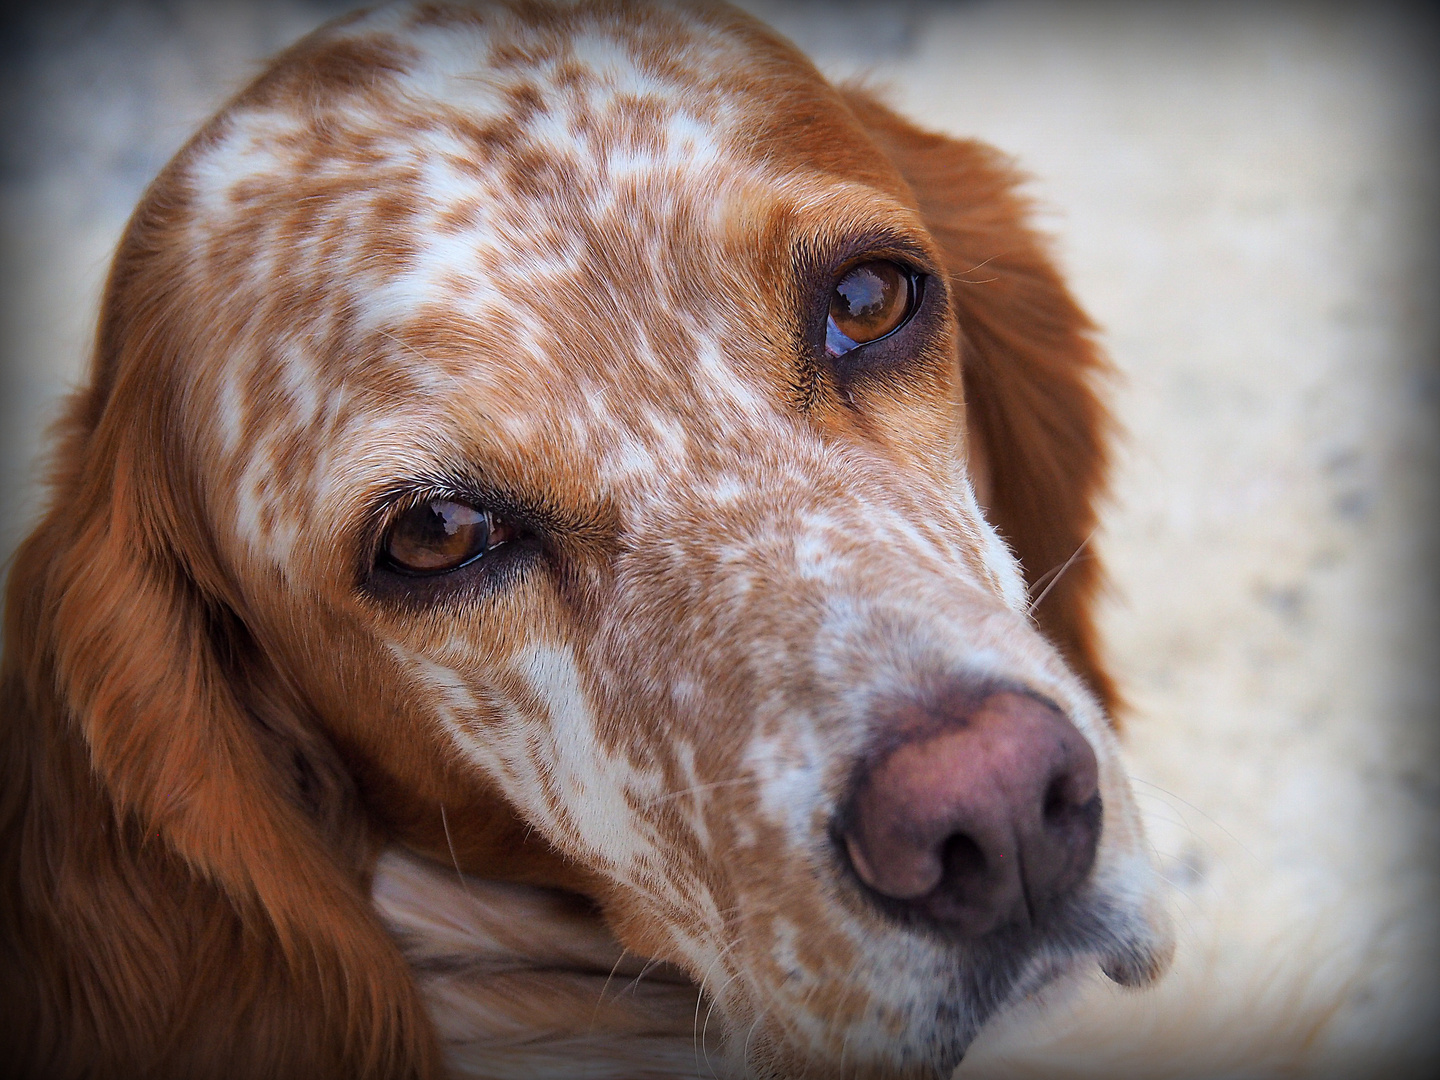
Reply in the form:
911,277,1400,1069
1,3,1167,1078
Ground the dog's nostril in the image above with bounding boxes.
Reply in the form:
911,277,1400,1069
939,832,987,881
839,686,1102,938
1043,775,1070,823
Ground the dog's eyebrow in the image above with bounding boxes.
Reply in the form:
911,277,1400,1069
787,221,944,282
359,469,618,551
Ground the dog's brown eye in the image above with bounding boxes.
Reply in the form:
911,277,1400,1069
382,499,511,575
827,260,915,356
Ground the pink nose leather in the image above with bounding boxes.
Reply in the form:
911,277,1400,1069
840,688,1101,937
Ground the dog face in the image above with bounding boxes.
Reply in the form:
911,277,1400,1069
31,2,1170,1075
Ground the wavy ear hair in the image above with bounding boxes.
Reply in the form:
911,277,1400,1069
0,183,440,1078
845,88,1120,718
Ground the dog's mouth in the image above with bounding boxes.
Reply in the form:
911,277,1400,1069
902,922,1173,1077
700,881,1170,1080
936,891,1160,1022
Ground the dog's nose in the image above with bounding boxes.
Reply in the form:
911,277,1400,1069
839,686,1101,937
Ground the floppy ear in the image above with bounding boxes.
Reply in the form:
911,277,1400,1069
843,88,1120,718
0,284,440,1076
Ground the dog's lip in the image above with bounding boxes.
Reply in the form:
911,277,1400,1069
1101,931,1174,988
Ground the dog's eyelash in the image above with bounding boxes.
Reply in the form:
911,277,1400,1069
377,498,515,577
355,484,537,604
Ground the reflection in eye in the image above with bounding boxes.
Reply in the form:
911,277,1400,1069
381,499,512,575
826,260,916,356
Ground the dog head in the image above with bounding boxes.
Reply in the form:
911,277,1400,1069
6,2,1171,1076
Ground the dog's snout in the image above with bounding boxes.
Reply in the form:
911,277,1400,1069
839,686,1102,937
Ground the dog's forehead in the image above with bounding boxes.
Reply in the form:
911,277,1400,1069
187,0,911,310
205,0,906,214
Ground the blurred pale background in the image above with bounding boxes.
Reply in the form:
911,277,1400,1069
2,2,1436,1075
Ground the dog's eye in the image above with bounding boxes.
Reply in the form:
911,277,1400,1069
826,260,917,357
382,499,512,575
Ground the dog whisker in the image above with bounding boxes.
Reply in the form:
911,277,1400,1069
438,803,472,898
1026,526,1100,618
692,938,742,1077
1129,775,1260,864
644,776,764,807
589,946,631,1022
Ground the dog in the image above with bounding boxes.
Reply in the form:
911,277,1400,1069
0,2,1173,1077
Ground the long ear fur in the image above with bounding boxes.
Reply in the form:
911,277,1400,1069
0,221,440,1079
844,88,1120,718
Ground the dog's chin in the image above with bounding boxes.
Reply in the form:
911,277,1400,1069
939,930,1172,1074
929,915,1173,1073
732,926,1161,1080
